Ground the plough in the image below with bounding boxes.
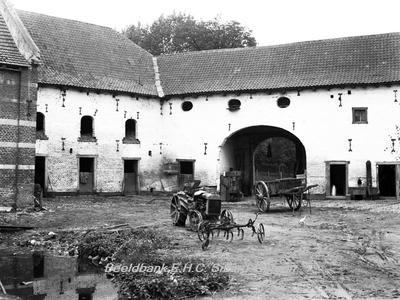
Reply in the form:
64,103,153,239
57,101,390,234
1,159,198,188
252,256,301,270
197,213,265,250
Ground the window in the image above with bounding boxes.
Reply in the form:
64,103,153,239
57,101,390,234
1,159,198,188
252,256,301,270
36,112,48,140
228,99,241,110
180,161,194,175
123,119,139,144
277,97,290,108
352,107,368,124
182,101,193,112
79,116,96,142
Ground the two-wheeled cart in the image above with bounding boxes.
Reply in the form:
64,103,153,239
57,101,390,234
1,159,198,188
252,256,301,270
254,177,318,213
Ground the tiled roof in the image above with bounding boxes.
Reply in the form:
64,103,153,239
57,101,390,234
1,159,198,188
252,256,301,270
17,10,158,96
157,32,400,96
0,12,29,66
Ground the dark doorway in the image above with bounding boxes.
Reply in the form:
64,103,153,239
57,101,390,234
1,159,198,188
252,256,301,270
123,160,138,194
378,164,396,197
79,157,94,193
35,156,46,196
178,160,194,189
330,164,346,196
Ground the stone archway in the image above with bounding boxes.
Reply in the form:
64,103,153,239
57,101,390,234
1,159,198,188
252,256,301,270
219,125,306,195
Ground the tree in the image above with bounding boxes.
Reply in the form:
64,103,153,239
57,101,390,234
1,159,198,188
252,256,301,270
123,12,257,55
254,138,297,177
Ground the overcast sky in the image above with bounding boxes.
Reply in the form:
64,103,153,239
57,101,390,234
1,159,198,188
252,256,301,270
9,0,400,46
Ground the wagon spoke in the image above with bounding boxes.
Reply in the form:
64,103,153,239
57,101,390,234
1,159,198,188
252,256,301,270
254,181,270,213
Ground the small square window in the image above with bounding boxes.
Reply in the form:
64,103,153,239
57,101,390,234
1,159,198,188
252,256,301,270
352,107,368,124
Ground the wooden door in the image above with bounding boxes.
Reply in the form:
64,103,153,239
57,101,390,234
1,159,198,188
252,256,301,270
124,160,138,194
79,157,94,193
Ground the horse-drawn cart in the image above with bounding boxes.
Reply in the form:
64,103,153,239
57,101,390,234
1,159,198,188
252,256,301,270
254,177,318,213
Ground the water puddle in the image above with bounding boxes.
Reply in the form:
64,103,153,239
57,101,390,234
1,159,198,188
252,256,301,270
0,248,118,300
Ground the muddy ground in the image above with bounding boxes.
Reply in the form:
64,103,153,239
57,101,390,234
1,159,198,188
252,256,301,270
1,194,400,300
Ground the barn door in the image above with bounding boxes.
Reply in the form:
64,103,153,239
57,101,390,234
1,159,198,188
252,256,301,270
325,161,348,199
79,157,94,193
123,159,138,194
377,164,399,199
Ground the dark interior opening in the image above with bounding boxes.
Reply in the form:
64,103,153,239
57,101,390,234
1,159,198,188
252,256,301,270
78,294,93,300
330,164,346,196
80,116,93,136
36,112,44,131
33,253,45,278
124,160,135,173
180,161,193,175
378,165,396,197
80,158,94,172
35,156,46,194
125,119,136,139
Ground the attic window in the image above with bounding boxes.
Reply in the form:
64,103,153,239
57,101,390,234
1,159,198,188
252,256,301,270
228,99,241,110
123,119,139,144
81,116,93,136
182,101,193,112
277,97,290,108
78,116,97,142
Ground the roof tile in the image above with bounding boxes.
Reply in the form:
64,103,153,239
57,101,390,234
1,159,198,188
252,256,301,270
17,10,158,96
0,12,29,66
157,33,400,95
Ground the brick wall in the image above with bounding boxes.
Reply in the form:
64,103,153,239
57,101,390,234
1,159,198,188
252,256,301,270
0,65,37,207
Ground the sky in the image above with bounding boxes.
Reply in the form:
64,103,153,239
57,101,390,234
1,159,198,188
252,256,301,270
8,0,400,47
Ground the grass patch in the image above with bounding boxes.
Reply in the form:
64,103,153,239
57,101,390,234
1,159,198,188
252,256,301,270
78,228,230,299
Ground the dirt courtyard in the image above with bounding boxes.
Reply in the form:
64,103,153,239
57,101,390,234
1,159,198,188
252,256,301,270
1,194,400,300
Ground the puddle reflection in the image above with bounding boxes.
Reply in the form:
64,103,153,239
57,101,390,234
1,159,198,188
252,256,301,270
0,249,118,300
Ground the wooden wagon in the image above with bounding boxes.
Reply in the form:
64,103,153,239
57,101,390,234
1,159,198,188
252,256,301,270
254,177,318,213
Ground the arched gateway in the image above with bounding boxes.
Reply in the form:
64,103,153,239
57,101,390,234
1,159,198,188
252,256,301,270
219,125,306,195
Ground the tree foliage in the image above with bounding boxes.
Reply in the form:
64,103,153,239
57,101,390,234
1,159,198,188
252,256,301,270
123,12,257,55
254,138,297,176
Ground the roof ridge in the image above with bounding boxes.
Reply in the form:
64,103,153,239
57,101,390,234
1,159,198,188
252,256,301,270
157,31,400,58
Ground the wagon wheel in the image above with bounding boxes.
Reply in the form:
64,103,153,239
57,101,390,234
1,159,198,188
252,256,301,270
257,223,265,244
219,209,234,225
189,210,203,232
254,181,270,213
285,193,302,211
170,194,189,226
198,221,213,242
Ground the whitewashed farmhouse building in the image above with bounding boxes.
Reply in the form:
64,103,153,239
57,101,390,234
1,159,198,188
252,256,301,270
2,0,400,206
